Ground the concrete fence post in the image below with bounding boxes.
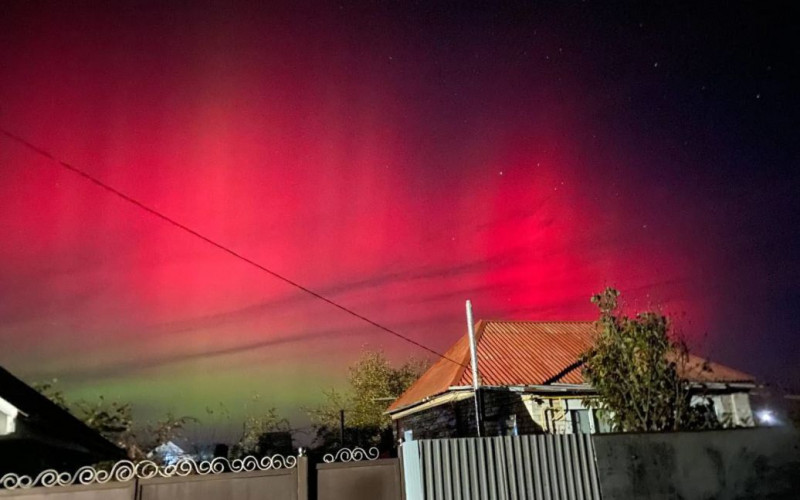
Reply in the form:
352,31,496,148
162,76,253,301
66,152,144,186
401,440,424,500
297,455,309,500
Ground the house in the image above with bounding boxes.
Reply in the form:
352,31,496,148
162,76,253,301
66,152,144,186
148,440,187,465
387,321,757,439
0,366,125,475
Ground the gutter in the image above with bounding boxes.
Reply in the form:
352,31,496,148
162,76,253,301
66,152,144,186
386,386,478,416
688,381,757,390
386,384,596,417
387,389,475,419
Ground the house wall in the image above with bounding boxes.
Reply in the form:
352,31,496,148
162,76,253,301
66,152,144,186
395,398,470,440
396,391,547,440
482,390,544,436
521,396,570,434
731,392,753,425
395,389,754,440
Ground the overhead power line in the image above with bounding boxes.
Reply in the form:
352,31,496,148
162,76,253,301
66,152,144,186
1,128,467,368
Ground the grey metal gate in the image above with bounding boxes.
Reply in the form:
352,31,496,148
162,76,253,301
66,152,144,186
316,459,402,500
403,435,601,500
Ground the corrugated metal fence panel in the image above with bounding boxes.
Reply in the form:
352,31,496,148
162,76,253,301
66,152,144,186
417,435,600,500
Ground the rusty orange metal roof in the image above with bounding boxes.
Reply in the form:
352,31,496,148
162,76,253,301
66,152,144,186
387,320,756,413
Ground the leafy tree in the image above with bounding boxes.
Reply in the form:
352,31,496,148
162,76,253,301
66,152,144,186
34,381,197,461
148,413,198,447
73,396,140,458
32,379,69,410
76,403,196,461
187,403,234,459
230,397,291,458
307,350,427,450
581,287,716,432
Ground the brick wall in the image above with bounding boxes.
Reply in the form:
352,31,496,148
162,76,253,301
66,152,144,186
396,390,547,440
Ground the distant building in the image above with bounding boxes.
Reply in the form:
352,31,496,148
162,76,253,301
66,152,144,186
0,366,125,475
387,321,757,439
148,440,187,465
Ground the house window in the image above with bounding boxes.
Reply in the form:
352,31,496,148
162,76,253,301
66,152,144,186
500,414,519,436
571,410,592,434
594,410,613,433
569,407,613,434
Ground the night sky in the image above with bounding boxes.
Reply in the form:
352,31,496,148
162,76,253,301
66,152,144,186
1,1,798,431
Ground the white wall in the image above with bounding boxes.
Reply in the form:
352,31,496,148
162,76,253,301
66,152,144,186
692,392,754,427
0,395,18,435
731,393,754,426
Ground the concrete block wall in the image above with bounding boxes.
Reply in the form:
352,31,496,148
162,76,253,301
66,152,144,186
593,427,800,500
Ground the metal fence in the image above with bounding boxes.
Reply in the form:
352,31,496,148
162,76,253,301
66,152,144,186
0,454,304,500
9,430,796,499
317,459,402,500
0,447,394,500
403,435,601,500
138,468,301,500
0,482,135,500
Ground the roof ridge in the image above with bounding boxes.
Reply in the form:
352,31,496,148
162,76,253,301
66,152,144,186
450,320,485,385
0,366,124,457
480,319,595,324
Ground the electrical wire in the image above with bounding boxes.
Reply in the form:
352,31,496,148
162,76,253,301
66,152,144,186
1,127,467,368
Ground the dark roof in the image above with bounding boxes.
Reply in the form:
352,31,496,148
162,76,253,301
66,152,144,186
0,366,124,460
388,320,756,413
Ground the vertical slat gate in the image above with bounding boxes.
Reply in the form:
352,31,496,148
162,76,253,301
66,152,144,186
415,435,600,500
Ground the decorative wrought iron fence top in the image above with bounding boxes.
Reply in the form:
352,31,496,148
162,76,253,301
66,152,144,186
322,446,379,463
0,454,297,490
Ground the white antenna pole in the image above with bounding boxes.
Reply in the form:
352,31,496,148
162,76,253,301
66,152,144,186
466,300,482,437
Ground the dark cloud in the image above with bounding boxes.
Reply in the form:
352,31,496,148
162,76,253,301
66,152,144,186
145,247,530,336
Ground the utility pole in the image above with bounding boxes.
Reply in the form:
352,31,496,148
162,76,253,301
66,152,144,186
466,300,484,437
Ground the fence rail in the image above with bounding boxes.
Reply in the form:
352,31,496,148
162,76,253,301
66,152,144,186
322,447,379,463
0,447,398,500
0,454,297,491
